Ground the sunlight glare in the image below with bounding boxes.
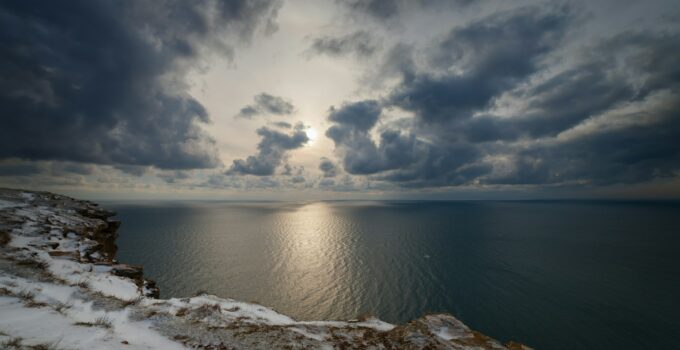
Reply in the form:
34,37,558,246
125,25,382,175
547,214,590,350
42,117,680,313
305,127,318,143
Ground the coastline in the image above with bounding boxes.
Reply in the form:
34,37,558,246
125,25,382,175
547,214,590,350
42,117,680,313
0,188,530,349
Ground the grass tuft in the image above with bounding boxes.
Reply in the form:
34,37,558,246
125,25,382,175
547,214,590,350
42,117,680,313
15,258,49,270
175,307,189,317
1,337,23,349
75,315,113,329
73,279,89,289
16,289,49,308
0,231,10,246
27,341,62,350
17,289,35,301
94,315,113,328
121,296,143,307
25,299,49,308
53,301,72,315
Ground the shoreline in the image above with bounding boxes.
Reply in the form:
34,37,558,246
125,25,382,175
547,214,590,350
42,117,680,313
0,188,530,349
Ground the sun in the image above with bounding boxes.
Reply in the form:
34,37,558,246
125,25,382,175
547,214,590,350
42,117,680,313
305,127,318,142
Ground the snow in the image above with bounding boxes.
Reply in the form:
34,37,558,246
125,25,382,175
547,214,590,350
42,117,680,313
0,199,21,210
19,192,35,201
6,235,32,249
0,296,113,349
435,327,456,341
289,327,327,341
357,318,396,331
47,258,140,301
0,295,184,350
0,273,185,349
0,274,76,305
299,317,396,332
86,274,140,301
145,294,298,325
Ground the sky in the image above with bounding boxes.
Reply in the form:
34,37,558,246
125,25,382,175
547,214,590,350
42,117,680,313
1,0,679,200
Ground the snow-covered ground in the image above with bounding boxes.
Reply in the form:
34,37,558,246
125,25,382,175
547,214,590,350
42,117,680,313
0,188,530,349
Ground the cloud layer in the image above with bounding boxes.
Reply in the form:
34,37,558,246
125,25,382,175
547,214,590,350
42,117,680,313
0,0,281,170
227,123,309,176
236,93,296,118
326,5,680,188
1,0,678,197
308,31,379,58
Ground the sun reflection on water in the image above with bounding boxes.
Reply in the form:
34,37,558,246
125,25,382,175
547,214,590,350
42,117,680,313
269,202,360,319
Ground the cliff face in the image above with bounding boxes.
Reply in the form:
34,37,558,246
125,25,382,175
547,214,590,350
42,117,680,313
0,188,530,350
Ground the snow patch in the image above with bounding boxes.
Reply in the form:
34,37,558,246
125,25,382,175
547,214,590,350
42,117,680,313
0,199,21,210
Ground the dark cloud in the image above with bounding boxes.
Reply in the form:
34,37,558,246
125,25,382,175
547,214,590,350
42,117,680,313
114,165,149,177
338,0,399,20
326,5,680,189
270,121,293,129
319,158,338,178
0,160,43,177
236,93,295,118
0,159,98,177
290,175,306,184
328,7,573,182
49,163,95,176
337,0,475,21
201,171,311,189
466,31,680,186
0,0,281,170
458,31,680,143
158,170,191,184
281,163,304,176
327,100,381,131
325,100,384,174
485,97,680,186
379,43,417,82
309,31,379,58
238,106,260,119
318,178,337,188
317,175,359,192
227,123,309,176
457,64,634,143
389,5,573,124
325,100,428,175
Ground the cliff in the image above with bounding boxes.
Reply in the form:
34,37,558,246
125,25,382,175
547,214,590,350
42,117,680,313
0,188,530,349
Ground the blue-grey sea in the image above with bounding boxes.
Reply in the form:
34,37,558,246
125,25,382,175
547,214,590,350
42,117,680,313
108,200,680,349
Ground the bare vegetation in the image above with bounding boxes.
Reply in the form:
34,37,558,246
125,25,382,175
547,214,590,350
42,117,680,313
121,296,143,307
74,316,112,329
73,279,89,289
0,231,10,246
17,289,35,302
27,341,62,350
1,337,23,349
53,302,72,315
15,258,49,271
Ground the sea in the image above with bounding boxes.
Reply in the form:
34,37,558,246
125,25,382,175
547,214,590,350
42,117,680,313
107,200,680,349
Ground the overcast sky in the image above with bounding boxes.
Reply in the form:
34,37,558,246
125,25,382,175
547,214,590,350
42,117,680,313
1,0,679,200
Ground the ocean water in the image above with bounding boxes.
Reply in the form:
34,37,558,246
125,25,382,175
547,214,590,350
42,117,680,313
109,200,680,349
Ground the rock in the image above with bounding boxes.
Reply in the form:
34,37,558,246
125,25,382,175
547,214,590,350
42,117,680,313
111,264,144,281
143,279,160,299
48,251,78,259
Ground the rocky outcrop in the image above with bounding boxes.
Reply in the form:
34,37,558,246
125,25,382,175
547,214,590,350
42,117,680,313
0,188,531,349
